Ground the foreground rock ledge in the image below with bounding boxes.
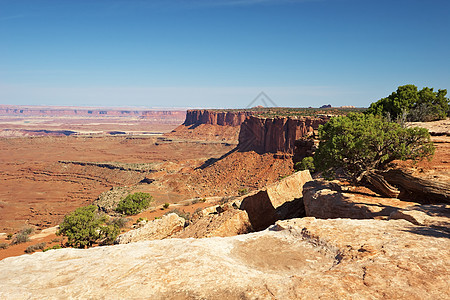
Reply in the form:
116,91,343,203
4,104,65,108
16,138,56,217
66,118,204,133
1,218,449,299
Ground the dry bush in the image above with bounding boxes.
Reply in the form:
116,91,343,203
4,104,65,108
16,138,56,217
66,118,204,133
11,226,35,245
25,242,46,253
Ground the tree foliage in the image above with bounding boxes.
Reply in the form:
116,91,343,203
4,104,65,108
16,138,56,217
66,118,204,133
115,192,153,215
57,205,119,248
294,157,315,173
314,113,434,181
366,84,449,121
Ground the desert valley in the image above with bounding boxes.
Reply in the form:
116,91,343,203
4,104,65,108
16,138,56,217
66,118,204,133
0,104,449,299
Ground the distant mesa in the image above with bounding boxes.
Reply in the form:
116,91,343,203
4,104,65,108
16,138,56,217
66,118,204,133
320,104,332,108
0,105,186,119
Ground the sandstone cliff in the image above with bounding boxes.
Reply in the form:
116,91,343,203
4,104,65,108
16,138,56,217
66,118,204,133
238,116,328,154
183,110,252,127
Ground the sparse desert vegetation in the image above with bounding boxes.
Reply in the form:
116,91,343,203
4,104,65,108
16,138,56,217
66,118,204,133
115,192,153,215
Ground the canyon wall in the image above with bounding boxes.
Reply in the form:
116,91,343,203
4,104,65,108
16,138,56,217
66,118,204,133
183,109,253,127
238,116,328,154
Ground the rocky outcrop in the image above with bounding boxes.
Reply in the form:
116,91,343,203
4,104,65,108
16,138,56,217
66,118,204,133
390,204,450,231
238,116,328,154
183,110,252,127
239,170,312,230
303,179,419,219
115,213,185,244
1,217,448,299
172,208,252,238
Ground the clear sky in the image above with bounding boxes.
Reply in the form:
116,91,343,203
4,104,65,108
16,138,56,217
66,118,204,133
1,0,449,109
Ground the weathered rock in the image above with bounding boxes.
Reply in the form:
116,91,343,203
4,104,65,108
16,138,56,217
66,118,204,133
172,208,252,238
115,213,185,244
93,186,130,214
183,110,252,127
238,116,327,154
303,179,419,219
240,170,312,230
1,217,448,299
390,204,450,232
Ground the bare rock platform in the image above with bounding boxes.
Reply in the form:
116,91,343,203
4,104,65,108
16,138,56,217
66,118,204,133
1,217,448,299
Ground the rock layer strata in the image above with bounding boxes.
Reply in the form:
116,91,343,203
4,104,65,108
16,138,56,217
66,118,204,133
183,110,252,127
238,116,327,154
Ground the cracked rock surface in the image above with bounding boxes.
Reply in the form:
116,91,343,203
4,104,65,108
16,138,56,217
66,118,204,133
1,217,448,299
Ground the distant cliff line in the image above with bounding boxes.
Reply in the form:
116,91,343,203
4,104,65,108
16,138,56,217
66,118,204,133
182,109,328,154
0,105,186,118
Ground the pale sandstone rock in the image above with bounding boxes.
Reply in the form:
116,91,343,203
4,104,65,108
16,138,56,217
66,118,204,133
240,170,312,230
115,213,185,244
390,204,450,231
303,179,419,219
172,208,252,238
0,217,448,299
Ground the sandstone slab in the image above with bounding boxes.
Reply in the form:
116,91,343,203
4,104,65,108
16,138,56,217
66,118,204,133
303,179,419,219
115,213,185,244
390,204,450,231
0,217,448,299
172,208,252,238
240,170,312,230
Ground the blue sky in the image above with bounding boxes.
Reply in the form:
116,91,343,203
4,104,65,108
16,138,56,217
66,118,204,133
1,0,449,108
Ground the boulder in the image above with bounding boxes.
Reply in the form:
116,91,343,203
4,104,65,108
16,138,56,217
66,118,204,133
390,204,450,231
303,179,419,219
115,213,185,244
240,170,312,230
1,217,448,299
172,208,252,238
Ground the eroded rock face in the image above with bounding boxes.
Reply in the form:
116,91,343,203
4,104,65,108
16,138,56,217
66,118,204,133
1,217,448,299
183,110,252,127
303,179,419,219
172,208,252,238
240,170,312,230
238,116,327,154
115,213,185,244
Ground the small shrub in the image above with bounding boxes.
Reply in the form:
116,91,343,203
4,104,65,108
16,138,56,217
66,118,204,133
58,205,120,248
109,217,129,229
11,232,29,244
163,203,170,209
25,242,46,254
0,242,9,249
294,157,315,172
51,237,63,243
115,192,153,215
6,233,13,240
21,226,34,236
43,244,62,252
167,208,190,221
238,188,248,196
11,226,34,245
136,217,148,224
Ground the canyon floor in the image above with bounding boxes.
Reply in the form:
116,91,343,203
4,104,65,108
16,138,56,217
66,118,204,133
0,113,293,259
